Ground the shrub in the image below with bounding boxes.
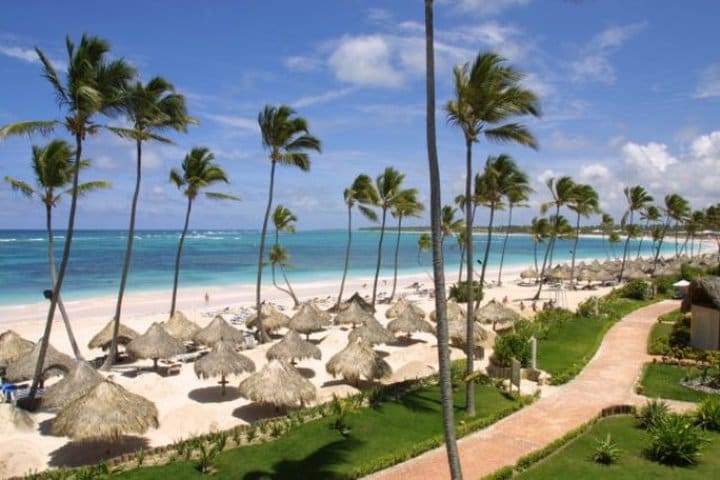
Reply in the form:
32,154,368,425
484,466,513,479
577,296,602,318
636,399,669,430
592,434,621,464
448,281,483,303
645,413,707,466
668,315,691,349
492,333,531,368
681,263,706,282
653,275,679,296
616,280,651,300
195,442,218,474
695,397,720,431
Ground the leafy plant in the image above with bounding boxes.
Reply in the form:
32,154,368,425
636,399,669,430
448,280,482,303
645,413,707,466
592,434,621,464
231,426,241,445
195,442,218,474
668,315,691,349
695,397,720,431
270,421,285,438
135,448,145,468
492,332,531,367
615,280,651,300
212,430,227,452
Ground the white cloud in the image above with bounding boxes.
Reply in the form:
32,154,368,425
438,22,526,61
292,87,355,108
203,113,258,132
537,169,558,184
694,65,720,98
93,155,118,171
0,44,66,71
621,141,677,174
571,55,615,83
367,8,392,23
328,35,404,87
284,55,323,72
593,23,646,49
571,23,645,83
690,130,720,158
549,131,588,151
442,0,531,16
578,163,610,182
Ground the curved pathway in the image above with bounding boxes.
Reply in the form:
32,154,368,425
367,300,680,480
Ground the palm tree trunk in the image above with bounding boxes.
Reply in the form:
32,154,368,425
618,212,634,282
28,132,83,403
533,236,553,300
271,260,291,296
336,205,353,307
255,160,277,343
457,244,465,284
371,208,388,308
463,138,475,417
653,220,670,271
570,212,581,288
170,197,193,316
390,215,403,301
280,266,300,307
45,204,83,360
425,1,463,476
497,206,513,286
476,203,496,310
546,209,560,272
636,220,648,259
533,240,540,272
103,138,142,370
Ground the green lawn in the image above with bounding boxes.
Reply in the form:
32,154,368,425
647,322,673,354
640,363,715,403
518,416,720,479
115,384,521,479
658,308,684,323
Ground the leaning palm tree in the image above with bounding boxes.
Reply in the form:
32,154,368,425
497,172,531,286
567,183,600,286
104,77,194,370
440,204,464,246
417,232,432,265
4,140,109,360
168,148,238,316
653,193,689,270
424,1,463,476
389,189,424,301
530,217,551,273
637,205,660,259
0,34,135,402
618,185,653,282
335,174,378,309
256,105,321,343
270,205,300,306
600,213,615,260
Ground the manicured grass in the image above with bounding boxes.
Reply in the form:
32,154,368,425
647,322,673,354
658,308,684,323
116,384,521,479
640,362,714,403
518,416,720,479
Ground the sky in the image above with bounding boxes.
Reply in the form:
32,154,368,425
1,0,719,231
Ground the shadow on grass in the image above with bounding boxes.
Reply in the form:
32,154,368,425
49,436,150,467
398,391,441,414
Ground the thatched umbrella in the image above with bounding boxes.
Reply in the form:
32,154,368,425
88,320,139,351
238,359,316,409
519,267,539,279
126,323,186,370
288,303,325,340
326,338,391,386
0,330,34,367
447,319,495,349
266,329,321,364
475,301,522,331
429,299,465,322
625,268,647,281
194,315,246,347
0,403,34,433
335,301,375,328
162,311,201,342
307,302,332,325
42,361,104,410
344,292,374,313
245,304,290,332
194,340,255,396
387,309,435,337
348,317,395,345
386,298,425,319
5,341,74,383
51,379,158,440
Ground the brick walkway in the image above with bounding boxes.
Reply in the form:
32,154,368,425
367,300,680,480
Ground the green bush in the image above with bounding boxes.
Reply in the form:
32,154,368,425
681,263,706,281
668,315,691,349
483,465,513,479
616,280,651,300
645,413,707,466
492,332,532,367
636,399,669,430
653,275,680,296
577,296,602,318
592,433,621,464
448,281,483,303
695,397,720,431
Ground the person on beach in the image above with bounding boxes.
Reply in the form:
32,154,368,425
204,292,209,305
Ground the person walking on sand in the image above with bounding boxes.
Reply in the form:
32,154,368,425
204,292,209,305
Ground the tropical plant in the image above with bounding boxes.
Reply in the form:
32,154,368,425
618,185,654,281
567,183,600,286
424,1,463,476
169,148,237,316
497,172,531,285
600,213,615,260
645,413,707,466
104,76,194,369
256,105,321,342
417,233,432,265
4,140,109,360
653,193,689,270
637,205,660,259
694,397,720,431
0,34,136,402
592,434,621,465
389,189,424,300
636,398,670,430
270,205,300,306
440,205,464,245
530,217,550,272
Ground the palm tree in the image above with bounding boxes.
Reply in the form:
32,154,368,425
417,233,432,265
271,205,300,306
637,205,660,259
424,1,463,475
169,148,238,316
530,217,551,273
104,77,194,370
705,204,720,258
389,189,424,301
567,183,600,287
441,205,464,245
4,140,109,360
0,34,135,402
653,194,689,270
335,175,377,309
256,105,321,342
446,51,539,417
683,210,704,257
618,185,653,281
600,213,615,260
497,173,531,286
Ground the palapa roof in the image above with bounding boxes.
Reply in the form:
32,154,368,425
343,292,375,313
520,267,539,279
387,309,435,335
238,359,316,408
326,338,392,383
88,320,139,350
51,379,158,440
0,330,34,367
266,329,321,362
0,404,34,434
288,303,325,335
5,340,74,382
385,298,425,319
194,340,255,380
307,302,332,325
348,316,395,345
162,311,201,342
42,361,104,410
474,301,522,325
335,301,375,326
430,299,465,322
682,277,720,312
194,315,246,347
245,304,290,331
447,320,495,349
127,323,186,361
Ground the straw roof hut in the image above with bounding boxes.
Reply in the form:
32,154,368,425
348,317,395,345
127,323,186,370
520,267,539,279
447,320,495,349
266,329,321,363
245,304,290,331
624,268,647,281
288,303,325,340
42,361,104,410
386,298,425,319
0,330,34,367
238,359,316,409
194,315,246,347
5,341,74,382
194,341,255,396
387,309,434,337
0,403,34,433
475,301,522,330
343,292,374,313
88,320,139,351
51,379,158,440
326,338,391,385
307,302,332,325
429,299,465,322
162,311,201,342
335,301,375,327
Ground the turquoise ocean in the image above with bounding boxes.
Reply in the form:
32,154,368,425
0,229,672,306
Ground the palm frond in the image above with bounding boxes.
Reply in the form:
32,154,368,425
0,121,59,139
4,177,36,198
484,123,538,149
205,192,241,201
358,205,379,222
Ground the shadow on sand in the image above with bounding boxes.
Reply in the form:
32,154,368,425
188,385,242,403
49,436,150,467
232,402,284,423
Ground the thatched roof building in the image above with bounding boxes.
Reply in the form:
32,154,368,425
127,323,186,370
326,338,391,385
288,303,325,340
266,329,321,363
386,298,425,319
5,341,74,382
88,320,139,351
0,404,34,433
245,304,290,331
194,341,255,396
238,359,316,408
162,311,201,342
42,361,104,410
474,301,522,327
335,301,375,327
348,316,395,345
194,315,246,347
343,292,374,313
0,330,34,367
387,309,434,336
430,299,465,322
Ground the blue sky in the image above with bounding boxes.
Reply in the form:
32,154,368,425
1,0,719,231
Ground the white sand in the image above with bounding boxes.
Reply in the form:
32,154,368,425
0,265,614,477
